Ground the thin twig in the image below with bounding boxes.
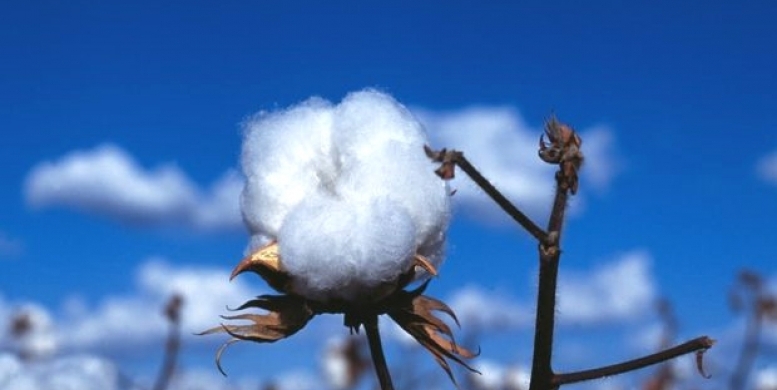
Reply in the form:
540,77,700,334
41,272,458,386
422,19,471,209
117,371,149,390
729,306,763,389
425,145,548,243
153,294,183,390
454,154,549,243
553,336,715,386
365,316,394,390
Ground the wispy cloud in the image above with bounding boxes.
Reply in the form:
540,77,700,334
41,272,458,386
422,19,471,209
447,285,533,331
468,359,530,390
0,352,279,390
22,105,619,230
0,259,266,354
0,353,119,390
755,366,777,390
415,106,619,223
757,149,777,185
557,250,656,324
388,250,656,346
24,144,243,231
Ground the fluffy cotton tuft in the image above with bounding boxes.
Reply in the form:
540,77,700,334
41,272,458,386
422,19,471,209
241,89,450,302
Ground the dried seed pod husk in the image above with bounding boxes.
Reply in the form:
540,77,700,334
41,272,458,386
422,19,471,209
387,281,479,385
199,294,314,376
231,241,290,293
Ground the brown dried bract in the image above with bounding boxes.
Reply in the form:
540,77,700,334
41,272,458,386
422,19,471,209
231,241,291,293
387,281,479,385
695,343,713,379
424,145,459,180
539,116,584,194
413,254,438,277
203,240,475,384
199,294,314,376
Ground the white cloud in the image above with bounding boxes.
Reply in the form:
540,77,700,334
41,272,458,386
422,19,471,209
191,171,244,230
557,251,656,324
4,304,58,360
416,106,619,223
630,321,665,352
468,359,530,390
23,104,618,230
384,285,532,347
755,366,777,390
166,368,262,390
757,149,777,185
0,353,119,390
24,144,243,231
447,286,532,331
0,353,272,390
389,252,654,347
470,359,506,390
321,337,355,390
0,258,267,353
577,126,620,191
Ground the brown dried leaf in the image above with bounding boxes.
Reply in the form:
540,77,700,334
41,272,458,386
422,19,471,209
694,337,715,379
424,145,458,180
387,287,478,385
213,339,240,376
538,116,584,194
199,294,314,376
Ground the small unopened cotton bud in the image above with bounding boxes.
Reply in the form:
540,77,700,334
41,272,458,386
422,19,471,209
240,89,450,302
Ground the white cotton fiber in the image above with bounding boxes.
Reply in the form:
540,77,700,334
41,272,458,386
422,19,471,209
279,195,417,301
241,89,450,302
241,98,336,241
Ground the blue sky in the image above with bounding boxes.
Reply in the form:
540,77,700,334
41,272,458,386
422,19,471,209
2,1,777,389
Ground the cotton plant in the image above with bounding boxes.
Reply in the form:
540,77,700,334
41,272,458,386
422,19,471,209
202,90,476,386
203,90,717,390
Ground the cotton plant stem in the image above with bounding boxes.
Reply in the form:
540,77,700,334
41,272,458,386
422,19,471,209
528,180,569,390
435,144,567,389
729,311,762,390
152,314,181,390
453,154,549,243
365,316,395,390
117,371,149,390
554,336,715,386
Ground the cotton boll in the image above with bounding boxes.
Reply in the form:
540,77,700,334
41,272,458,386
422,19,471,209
333,90,427,156
332,90,450,265
338,142,450,266
241,98,337,242
278,194,417,302
240,89,451,303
